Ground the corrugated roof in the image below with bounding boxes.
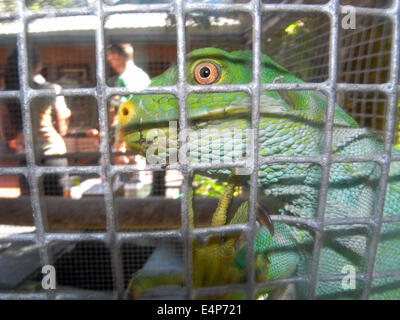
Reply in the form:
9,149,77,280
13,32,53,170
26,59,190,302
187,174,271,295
0,13,240,35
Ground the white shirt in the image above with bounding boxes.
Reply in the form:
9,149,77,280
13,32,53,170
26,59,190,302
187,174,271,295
118,61,151,93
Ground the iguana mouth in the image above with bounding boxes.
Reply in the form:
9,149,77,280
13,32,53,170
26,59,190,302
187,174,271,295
120,126,169,156
120,93,292,140
118,97,264,157
121,105,255,136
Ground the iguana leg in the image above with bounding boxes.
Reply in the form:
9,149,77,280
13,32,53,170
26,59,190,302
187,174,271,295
127,173,240,299
194,173,250,288
190,172,240,233
211,173,240,227
128,173,274,299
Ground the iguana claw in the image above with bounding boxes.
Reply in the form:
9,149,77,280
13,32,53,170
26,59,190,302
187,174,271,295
256,203,275,236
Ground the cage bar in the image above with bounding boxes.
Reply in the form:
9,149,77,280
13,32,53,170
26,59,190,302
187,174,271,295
0,0,398,300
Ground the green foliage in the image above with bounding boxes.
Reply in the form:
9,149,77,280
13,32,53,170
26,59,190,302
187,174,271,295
266,17,322,81
284,20,303,35
397,100,400,149
193,174,225,197
193,174,241,197
26,0,87,10
0,0,17,12
72,176,81,187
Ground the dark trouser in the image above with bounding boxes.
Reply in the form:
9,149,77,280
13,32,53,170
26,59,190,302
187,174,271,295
19,157,68,196
42,158,68,196
150,171,166,196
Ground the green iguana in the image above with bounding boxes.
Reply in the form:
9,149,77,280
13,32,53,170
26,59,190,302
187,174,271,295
117,47,400,299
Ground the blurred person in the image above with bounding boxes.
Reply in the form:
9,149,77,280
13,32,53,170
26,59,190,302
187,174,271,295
106,43,150,132
4,48,71,195
105,43,165,194
106,43,151,93
104,43,151,165
0,105,14,170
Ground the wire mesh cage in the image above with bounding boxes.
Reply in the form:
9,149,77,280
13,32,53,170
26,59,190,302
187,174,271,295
0,0,399,300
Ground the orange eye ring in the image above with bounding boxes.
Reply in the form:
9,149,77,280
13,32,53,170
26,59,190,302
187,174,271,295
193,62,220,85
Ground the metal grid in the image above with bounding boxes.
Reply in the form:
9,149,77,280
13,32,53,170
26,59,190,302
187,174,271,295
264,5,393,137
0,0,399,300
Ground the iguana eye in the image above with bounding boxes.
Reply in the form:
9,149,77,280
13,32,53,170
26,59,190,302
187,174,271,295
194,62,220,85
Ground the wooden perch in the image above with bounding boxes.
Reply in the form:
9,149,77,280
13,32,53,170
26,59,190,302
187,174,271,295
0,196,277,231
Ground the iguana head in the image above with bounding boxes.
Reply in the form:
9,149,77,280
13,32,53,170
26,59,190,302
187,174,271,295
117,47,290,155
117,47,358,158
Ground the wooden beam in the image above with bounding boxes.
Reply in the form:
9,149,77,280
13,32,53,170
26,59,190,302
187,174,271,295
0,196,277,231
